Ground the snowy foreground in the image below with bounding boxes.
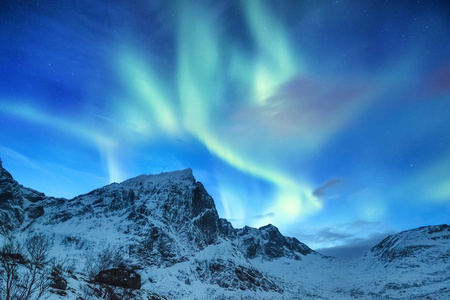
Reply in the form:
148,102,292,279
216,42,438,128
0,159,449,299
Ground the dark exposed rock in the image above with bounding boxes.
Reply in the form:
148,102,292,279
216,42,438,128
94,268,141,289
148,293,170,300
193,209,220,246
22,187,46,203
104,286,122,300
191,183,215,216
234,265,281,292
427,224,450,234
52,211,73,223
27,204,44,219
219,218,236,239
109,190,135,211
0,158,25,230
51,290,67,296
195,259,282,292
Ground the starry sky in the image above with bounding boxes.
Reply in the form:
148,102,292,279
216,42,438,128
1,0,450,259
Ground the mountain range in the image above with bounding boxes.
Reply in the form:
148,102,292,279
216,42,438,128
0,158,448,299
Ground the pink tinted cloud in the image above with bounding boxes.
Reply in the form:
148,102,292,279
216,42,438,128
425,64,450,96
230,75,371,139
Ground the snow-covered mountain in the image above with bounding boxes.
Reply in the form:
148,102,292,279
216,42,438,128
0,158,448,299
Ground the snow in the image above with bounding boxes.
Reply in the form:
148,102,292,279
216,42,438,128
1,164,449,299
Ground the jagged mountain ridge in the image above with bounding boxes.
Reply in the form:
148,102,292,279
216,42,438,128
0,159,314,298
0,158,449,299
37,167,314,266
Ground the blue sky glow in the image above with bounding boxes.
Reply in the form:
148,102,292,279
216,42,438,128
1,0,450,254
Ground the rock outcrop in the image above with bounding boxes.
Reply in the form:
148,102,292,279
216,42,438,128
95,268,141,289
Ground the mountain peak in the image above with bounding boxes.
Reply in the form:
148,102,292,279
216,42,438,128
259,224,278,231
150,167,193,178
120,168,195,187
367,224,450,264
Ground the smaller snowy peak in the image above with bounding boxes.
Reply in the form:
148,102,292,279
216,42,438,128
233,224,314,260
367,224,450,264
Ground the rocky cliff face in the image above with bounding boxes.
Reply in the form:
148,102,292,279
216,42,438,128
0,158,25,230
228,224,313,260
0,159,449,300
48,169,225,267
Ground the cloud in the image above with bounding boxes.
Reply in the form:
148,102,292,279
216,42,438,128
0,146,41,171
297,220,392,253
229,75,373,151
343,220,381,230
254,212,276,220
300,227,352,245
316,231,391,261
313,178,342,198
425,64,450,96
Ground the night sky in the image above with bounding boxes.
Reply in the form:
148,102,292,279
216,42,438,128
1,0,450,258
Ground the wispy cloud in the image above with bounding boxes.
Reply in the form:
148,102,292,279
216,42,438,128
297,220,392,251
313,178,342,198
316,231,392,261
0,146,41,171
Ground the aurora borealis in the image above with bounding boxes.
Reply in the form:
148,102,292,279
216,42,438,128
1,0,450,257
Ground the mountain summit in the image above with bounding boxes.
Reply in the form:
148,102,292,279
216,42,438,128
0,160,448,299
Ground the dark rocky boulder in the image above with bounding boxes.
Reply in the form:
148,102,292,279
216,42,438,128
51,276,68,290
94,268,141,289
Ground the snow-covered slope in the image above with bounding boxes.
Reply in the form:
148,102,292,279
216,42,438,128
0,158,449,299
367,224,450,265
356,225,450,299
